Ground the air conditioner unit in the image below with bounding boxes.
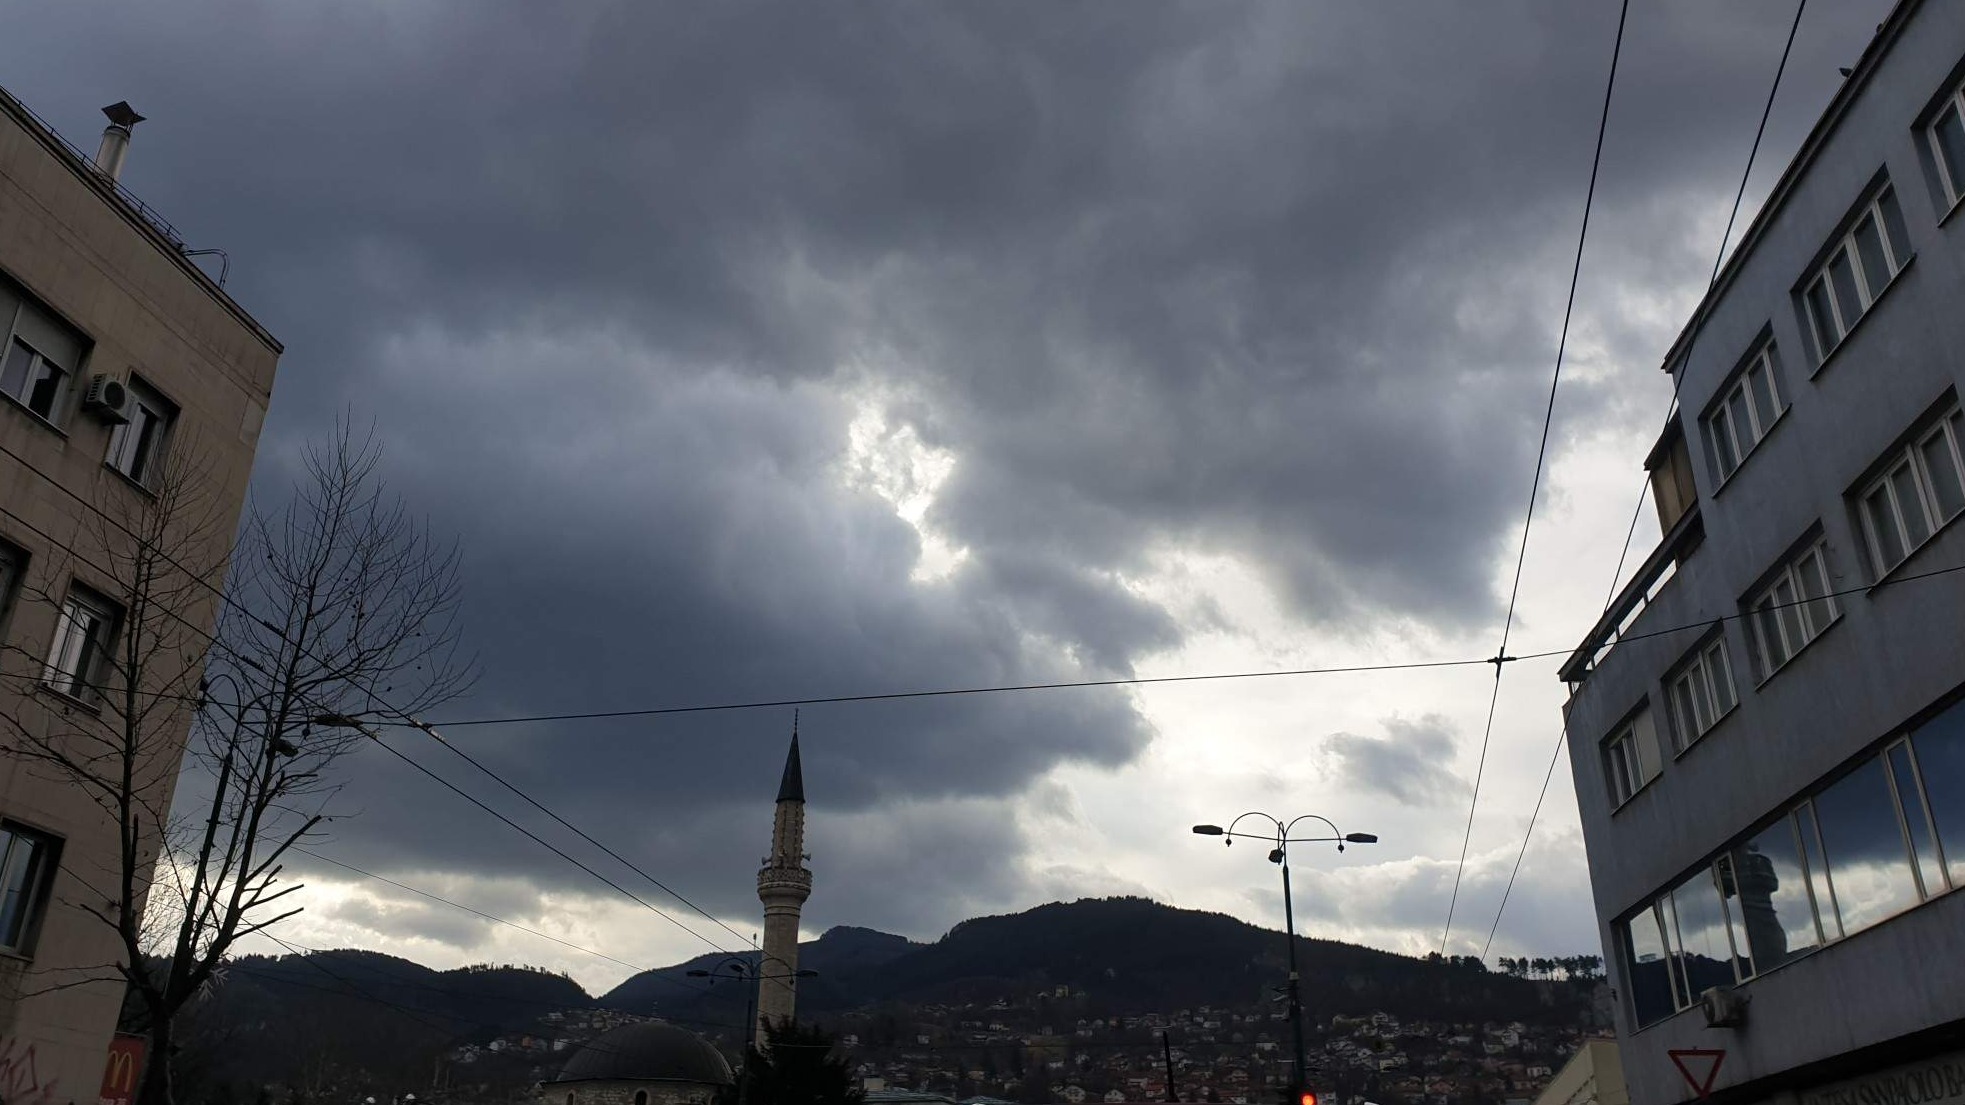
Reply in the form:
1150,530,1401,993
1700,985,1749,1028
81,375,133,424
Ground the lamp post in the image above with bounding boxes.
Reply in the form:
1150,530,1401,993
689,956,818,1105
1193,814,1376,1105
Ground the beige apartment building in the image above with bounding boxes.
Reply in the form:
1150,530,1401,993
0,87,280,1095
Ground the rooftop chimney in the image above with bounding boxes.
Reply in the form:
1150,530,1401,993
93,101,145,182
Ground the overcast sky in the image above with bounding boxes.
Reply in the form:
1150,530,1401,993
5,0,1896,994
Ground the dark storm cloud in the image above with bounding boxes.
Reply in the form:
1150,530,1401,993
2,0,1891,942
1324,716,1466,808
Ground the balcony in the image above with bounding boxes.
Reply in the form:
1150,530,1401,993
1560,503,1704,687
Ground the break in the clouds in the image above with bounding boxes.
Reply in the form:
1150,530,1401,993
1,0,1896,984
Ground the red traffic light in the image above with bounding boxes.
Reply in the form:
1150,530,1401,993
1299,1093,1318,1105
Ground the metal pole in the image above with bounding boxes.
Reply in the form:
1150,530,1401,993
1163,1030,1180,1103
1281,851,1307,1105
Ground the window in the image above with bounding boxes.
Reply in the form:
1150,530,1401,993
1666,634,1736,752
0,541,21,623
1745,538,1838,680
1857,407,1965,575
1620,698,1965,1026
105,378,177,486
0,282,86,423
0,825,54,954
1929,75,1965,211
1703,344,1785,483
1604,707,1663,807
1802,186,1913,362
43,587,118,703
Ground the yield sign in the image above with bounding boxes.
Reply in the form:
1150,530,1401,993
1669,1049,1727,1099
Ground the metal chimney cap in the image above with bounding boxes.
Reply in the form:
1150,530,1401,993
101,102,145,128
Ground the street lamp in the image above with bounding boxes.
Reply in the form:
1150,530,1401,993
1192,814,1376,1105
688,957,818,1105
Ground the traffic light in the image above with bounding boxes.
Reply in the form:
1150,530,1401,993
1298,1092,1318,1105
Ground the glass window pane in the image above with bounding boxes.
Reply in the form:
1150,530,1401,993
1921,425,1965,521
1725,816,1821,971
1627,907,1677,1025
1707,642,1736,714
1814,757,1921,934
1671,866,1740,995
1633,710,1663,784
1727,391,1754,453
1853,216,1891,298
1892,462,1932,548
1754,603,1789,675
1796,803,1843,940
1878,187,1912,267
0,339,31,399
1709,415,1739,479
1794,549,1835,632
1829,250,1864,320
0,833,34,948
1773,577,1807,652
1887,742,1946,897
25,359,63,419
1910,698,1965,887
1807,279,1841,355
1748,360,1779,431
1607,740,1634,804
1866,488,1905,570
1936,106,1965,203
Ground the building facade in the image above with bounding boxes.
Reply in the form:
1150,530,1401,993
1561,4,1965,1104
0,88,280,1093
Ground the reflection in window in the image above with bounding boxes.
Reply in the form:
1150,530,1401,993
1795,803,1842,942
1723,817,1821,972
1910,698,1965,887
1886,741,1947,898
1626,904,1678,1027
1813,758,1920,934
1670,866,1740,997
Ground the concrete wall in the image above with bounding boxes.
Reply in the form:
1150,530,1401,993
0,87,279,1098
1562,2,1965,1103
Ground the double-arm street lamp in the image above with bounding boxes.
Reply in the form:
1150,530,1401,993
1193,814,1377,1105
688,956,818,1105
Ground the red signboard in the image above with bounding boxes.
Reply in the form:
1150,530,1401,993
1669,1048,1726,1100
99,1034,145,1105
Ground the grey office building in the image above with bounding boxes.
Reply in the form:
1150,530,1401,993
1560,3,1965,1104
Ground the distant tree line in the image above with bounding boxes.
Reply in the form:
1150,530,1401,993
1492,955,1603,980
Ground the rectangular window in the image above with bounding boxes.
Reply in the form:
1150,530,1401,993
1929,77,1965,210
1604,707,1663,807
1802,186,1913,362
1908,697,1965,888
0,825,54,954
1667,634,1736,752
1812,756,1922,936
1745,538,1838,680
1722,814,1824,972
105,378,178,487
42,587,118,703
0,284,86,424
1858,406,1965,576
1703,344,1786,482
1668,866,1744,996
1625,903,1679,1027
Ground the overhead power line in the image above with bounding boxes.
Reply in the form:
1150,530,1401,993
0,431,748,963
1487,0,1810,960
1440,0,1632,958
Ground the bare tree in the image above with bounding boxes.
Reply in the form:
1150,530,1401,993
0,424,470,1105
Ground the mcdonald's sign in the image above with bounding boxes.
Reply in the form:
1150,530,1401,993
99,1034,145,1105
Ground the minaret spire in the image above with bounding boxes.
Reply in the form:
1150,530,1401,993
755,717,812,1048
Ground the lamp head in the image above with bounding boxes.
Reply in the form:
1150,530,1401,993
1192,825,1224,836
1345,832,1378,844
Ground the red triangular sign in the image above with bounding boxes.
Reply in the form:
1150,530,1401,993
1669,1049,1726,1099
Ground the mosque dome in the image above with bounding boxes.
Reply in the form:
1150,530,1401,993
553,1022,735,1086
